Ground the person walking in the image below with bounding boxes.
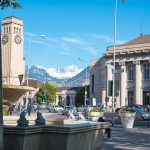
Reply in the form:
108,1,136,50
27,103,32,116
9,105,13,116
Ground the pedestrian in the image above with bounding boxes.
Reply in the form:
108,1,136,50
9,105,13,116
27,103,32,116
147,105,150,112
37,104,40,112
98,116,112,140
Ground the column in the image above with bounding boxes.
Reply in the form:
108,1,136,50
107,64,113,95
106,64,113,106
134,60,142,105
120,62,126,107
102,88,106,106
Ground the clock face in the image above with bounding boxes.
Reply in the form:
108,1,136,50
2,35,9,45
15,35,22,44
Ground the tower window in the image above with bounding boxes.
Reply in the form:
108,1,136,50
6,27,8,33
14,27,16,33
9,27,11,33
19,29,21,34
4,27,5,33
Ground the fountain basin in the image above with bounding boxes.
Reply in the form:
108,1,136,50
4,122,107,150
3,84,34,103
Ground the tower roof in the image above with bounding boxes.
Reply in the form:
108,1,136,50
3,16,22,21
2,16,23,26
120,34,150,46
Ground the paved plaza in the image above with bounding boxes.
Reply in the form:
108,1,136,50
4,111,150,150
102,125,150,150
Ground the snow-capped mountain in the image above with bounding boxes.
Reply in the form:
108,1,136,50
46,65,82,79
27,65,90,86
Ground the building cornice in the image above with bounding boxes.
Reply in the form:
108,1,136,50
106,43,150,56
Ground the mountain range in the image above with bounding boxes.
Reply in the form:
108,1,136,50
28,65,90,86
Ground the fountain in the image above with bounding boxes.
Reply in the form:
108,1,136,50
3,84,34,103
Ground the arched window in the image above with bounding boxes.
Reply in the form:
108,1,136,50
19,29,21,34
14,27,16,33
16,28,18,33
6,27,8,33
9,27,11,33
4,27,5,33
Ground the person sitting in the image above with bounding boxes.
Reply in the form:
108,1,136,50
98,116,112,140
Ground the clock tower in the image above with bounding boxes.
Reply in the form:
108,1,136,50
1,16,25,85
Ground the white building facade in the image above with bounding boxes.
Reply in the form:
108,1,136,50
90,34,150,108
1,16,25,86
20,78,42,105
56,87,79,106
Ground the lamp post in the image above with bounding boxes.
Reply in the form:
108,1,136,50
18,74,24,86
26,34,46,86
44,72,47,103
112,0,127,126
78,57,88,106
25,34,45,108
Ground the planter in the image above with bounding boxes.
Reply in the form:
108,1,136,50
119,112,136,128
90,112,104,122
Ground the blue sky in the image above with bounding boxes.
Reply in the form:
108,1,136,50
1,0,150,72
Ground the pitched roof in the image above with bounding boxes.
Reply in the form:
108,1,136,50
57,86,80,92
22,78,42,88
120,34,150,46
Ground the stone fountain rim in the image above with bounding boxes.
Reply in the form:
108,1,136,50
3,84,35,91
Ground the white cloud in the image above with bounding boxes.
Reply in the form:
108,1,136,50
29,39,50,46
61,37,81,44
25,32,113,57
60,51,71,56
47,65,83,79
88,34,125,45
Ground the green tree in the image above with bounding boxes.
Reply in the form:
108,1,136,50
75,86,85,106
36,82,58,104
0,0,22,9
75,85,89,106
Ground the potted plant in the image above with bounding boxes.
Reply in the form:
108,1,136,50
89,107,104,122
119,107,136,128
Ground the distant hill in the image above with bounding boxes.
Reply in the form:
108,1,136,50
27,65,90,86
64,66,90,86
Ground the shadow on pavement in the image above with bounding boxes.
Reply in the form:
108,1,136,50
102,125,150,150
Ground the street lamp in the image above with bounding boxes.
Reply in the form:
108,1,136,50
18,74,24,86
112,0,127,126
25,34,46,108
78,57,88,106
26,34,46,86
44,72,48,103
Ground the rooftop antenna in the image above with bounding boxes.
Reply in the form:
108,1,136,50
140,20,143,36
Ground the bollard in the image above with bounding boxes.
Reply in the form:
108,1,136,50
148,116,150,128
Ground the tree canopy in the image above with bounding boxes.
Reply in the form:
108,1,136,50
75,85,89,106
36,82,58,105
0,0,22,9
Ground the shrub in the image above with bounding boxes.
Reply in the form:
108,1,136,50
120,107,134,113
90,107,103,112
3,105,9,116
